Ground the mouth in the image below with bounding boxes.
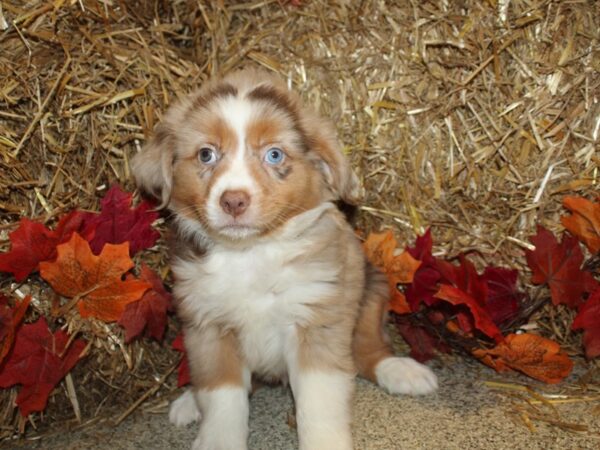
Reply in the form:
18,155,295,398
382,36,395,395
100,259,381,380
217,223,261,239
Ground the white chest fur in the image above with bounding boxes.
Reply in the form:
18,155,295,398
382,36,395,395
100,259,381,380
172,204,341,377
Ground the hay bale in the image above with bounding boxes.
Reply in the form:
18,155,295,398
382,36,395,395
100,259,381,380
0,0,598,441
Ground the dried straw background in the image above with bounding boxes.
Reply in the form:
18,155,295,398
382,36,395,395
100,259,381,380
0,0,598,441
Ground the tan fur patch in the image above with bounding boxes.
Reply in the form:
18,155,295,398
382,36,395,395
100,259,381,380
290,211,366,375
203,115,239,153
246,116,286,150
352,264,394,382
184,325,245,390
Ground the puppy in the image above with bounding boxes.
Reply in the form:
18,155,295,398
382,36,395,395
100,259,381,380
132,68,437,450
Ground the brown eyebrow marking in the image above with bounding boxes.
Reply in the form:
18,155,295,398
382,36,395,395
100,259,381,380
247,85,296,116
191,83,238,111
246,85,310,152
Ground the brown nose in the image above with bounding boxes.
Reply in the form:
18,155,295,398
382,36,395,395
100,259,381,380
219,190,250,217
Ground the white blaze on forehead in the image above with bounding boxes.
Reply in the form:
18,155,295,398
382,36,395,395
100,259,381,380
206,96,258,223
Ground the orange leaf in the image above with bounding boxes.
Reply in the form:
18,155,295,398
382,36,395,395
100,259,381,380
0,295,31,363
363,231,421,314
561,196,600,254
363,230,396,269
389,291,411,315
472,333,573,384
39,233,151,322
387,249,422,285
387,251,421,314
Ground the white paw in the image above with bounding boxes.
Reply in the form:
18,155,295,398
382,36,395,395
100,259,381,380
191,387,250,450
375,357,438,395
192,434,248,450
192,435,209,450
169,390,201,427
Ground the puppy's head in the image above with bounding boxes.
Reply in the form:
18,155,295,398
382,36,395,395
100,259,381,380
132,68,360,242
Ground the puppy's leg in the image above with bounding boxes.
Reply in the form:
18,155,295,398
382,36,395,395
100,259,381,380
181,326,250,450
353,264,438,395
287,329,355,450
169,389,201,426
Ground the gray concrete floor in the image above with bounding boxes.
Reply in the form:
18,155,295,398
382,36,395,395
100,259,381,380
6,358,600,450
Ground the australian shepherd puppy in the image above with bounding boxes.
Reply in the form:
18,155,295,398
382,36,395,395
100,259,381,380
132,68,437,450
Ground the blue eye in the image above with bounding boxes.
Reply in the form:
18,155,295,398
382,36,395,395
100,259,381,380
264,147,285,165
198,147,218,165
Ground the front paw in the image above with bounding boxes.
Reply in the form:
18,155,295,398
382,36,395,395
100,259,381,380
191,387,250,450
169,389,201,427
192,424,249,450
375,357,438,395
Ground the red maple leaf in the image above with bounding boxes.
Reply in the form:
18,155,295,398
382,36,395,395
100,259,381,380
405,229,442,310
405,266,441,310
0,211,88,281
436,256,488,304
435,256,489,334
81,184,160,256
435,256,525,326
172,333,190,387
434,284,504,343
0,298,9,343
480,267,524,324
405,229,525,330
0,295,31,364
394,314,447,362
572,288,600,359
407,228,435,264
0,318,86,416
525,226,598,308
118,264,172,343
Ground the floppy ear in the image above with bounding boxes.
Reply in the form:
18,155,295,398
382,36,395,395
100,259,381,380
303,115,362,205
131,123,175,209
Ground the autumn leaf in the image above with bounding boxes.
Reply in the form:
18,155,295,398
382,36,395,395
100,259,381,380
405,229,443,310
118,264,172,343
39,233,151,322
362,231,422,284
0,295,31,364
435,255,525,325
434,284,504,343
405,266,441,311
434,256,488,335
363,230,396,268
172,333,190,387
525,226,598,308
480,267,524,325
0,317,86,416
436,256,488,305
394,315,447,362
0,211,88,281
404,229,524,333
572,288,600,359
387,251,422,287
561,196,600,254
406,228,435,264
363,231,421,314
473,333,573,384
387,251,421,314
81,184,160,256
